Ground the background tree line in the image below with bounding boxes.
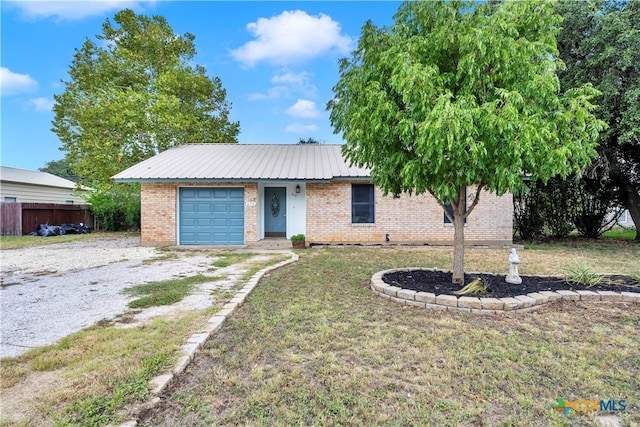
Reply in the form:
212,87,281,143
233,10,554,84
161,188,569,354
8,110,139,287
515,0,639,241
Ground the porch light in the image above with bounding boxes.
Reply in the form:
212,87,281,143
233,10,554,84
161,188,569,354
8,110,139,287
296,185,300,193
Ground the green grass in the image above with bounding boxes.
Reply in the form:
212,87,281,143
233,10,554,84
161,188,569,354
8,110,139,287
0,311,211,427
602,228,637,240
211,252,254,268
138,247,640,426
124,274,214,309
239,254,292,281
565,262,603,287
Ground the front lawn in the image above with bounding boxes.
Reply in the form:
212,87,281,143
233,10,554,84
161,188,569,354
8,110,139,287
140,245,640,426
602,228,637,241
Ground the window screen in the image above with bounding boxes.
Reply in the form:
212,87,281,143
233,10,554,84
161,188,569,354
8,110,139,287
352,184,374,223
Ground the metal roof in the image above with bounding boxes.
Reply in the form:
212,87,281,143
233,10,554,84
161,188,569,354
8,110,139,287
112,144,371,182
0,166,79,189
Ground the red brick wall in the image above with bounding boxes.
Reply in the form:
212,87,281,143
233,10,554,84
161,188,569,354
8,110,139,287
140,182,258,245
306,181,512,246
141,181,512,246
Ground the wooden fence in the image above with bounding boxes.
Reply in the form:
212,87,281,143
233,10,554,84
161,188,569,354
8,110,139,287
1,202,91,236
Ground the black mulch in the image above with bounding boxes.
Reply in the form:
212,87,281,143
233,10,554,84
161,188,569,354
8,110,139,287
382,270,640,299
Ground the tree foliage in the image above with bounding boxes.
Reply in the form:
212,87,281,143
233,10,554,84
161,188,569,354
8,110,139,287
556,0,640,240
514,174,622,240
298,137,322,144
87,183,141,231
328,0,605,283
52,9,240,189
39,158,79,182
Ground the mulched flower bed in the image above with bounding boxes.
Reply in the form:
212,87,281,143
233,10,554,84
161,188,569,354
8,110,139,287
382,270,640,299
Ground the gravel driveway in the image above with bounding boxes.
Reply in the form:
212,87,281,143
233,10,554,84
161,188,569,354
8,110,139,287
0,237,257,358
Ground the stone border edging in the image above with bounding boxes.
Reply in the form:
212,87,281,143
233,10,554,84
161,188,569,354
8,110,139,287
119,252,299,427
371,267,640,314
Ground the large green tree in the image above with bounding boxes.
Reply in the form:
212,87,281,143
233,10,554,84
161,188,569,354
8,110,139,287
328,0,605,283
39,158,79,182
556,0,640,240
52,9,240,188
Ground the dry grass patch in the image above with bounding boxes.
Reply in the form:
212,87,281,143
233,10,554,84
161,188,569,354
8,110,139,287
139,246,640,426
0,232,138,250
0,310,214,426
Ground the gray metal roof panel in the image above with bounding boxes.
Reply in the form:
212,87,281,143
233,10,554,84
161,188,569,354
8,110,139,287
112,144,370,181
0,166,78,189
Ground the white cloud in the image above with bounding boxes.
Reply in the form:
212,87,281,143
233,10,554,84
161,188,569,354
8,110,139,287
286,99,320,118
231,10,353,67
285,123,319,134
8,1,153,21
247,85,290,101
30,97,55,112
1,67,38,96
248,70,318,101
272,70,317,97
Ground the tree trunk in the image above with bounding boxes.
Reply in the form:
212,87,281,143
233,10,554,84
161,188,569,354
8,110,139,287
621,183,640,241
452,207,465,284
611,170,640,241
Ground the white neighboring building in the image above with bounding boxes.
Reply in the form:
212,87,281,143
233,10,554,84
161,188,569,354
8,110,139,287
0,166,89,204
616,209,635,228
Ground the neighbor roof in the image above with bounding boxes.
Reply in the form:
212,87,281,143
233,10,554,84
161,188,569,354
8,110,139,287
0,166,78,189
112,144,371,182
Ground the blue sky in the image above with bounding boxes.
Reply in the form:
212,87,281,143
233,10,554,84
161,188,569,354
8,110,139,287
1,1,400,171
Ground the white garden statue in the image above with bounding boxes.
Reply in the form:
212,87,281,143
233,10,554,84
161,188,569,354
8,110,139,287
506,248,522,284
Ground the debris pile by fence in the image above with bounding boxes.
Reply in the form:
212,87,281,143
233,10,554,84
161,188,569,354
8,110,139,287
30,223,90,237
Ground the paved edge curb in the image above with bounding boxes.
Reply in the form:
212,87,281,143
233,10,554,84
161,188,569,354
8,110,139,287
371,268,640,314
118,252,299,426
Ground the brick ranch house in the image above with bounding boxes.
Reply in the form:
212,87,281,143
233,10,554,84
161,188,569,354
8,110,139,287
112,144,513,246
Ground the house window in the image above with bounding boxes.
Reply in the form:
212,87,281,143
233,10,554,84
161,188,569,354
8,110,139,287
4,197,17,202
352,184,375,223
444,188,467,224
66,200,74,204
619,210,627,223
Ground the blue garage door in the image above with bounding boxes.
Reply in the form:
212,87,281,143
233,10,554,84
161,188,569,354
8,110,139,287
179,187,244,245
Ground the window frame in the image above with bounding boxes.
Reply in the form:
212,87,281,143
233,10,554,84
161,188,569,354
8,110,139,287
351,183,375,224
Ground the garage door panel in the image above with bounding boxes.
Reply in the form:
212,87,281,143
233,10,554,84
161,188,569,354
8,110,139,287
229,203,244,213
212,218,229,227
228,232,244,242
197,203,212,212
229,218,243,227
197,218,212,227
182,202,196,213
179,187,244,245
213,189,229,198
